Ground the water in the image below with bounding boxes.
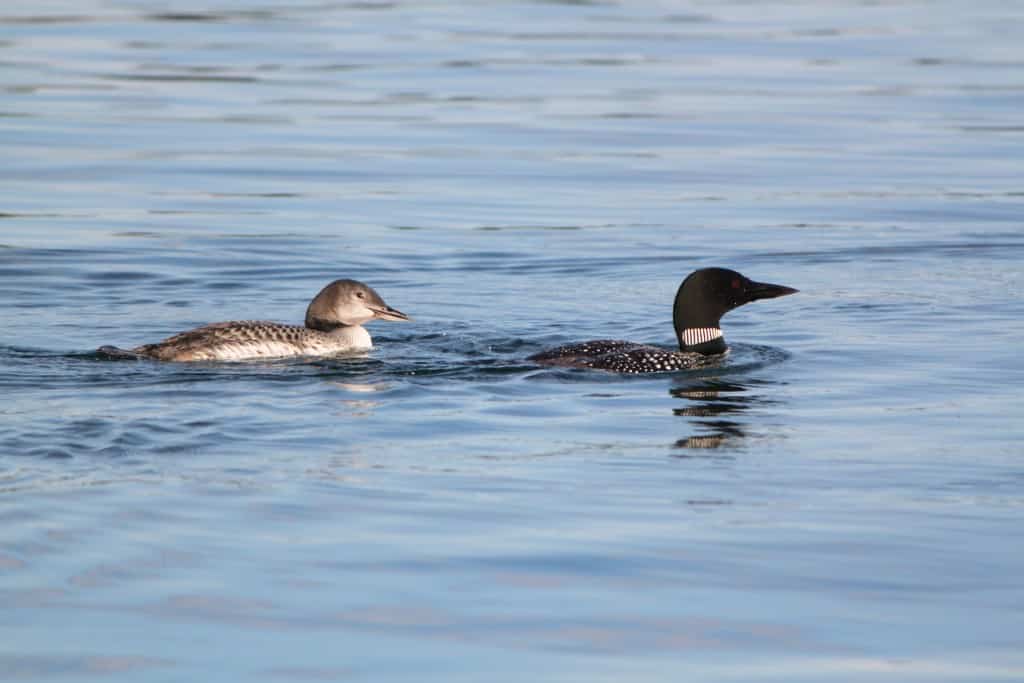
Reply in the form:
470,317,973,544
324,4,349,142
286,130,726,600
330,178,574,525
2,1,1023,680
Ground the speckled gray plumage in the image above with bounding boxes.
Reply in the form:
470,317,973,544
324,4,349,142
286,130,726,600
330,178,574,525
132,320,358,362
528,340,720,374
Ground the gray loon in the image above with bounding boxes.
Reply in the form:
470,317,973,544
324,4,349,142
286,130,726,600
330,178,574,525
528,268,797,374
99,279,409,362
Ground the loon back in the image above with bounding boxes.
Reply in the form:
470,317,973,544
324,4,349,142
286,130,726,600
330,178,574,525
130,320,371,362
527,340,715,374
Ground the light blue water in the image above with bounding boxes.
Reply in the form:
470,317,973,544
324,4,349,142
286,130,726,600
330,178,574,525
2,1,1023,680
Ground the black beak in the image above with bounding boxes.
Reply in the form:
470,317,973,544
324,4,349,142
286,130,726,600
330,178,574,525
746,280,799,302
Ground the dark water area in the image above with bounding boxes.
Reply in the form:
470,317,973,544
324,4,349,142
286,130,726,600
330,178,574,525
2,1,1023,681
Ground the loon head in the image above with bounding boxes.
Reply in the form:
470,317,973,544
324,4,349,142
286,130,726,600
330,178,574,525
304,279,410,331
672,268,797,354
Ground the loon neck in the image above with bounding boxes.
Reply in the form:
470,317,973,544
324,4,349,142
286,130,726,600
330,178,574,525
678,327,726,355
306,317,373,350
307,317,347,332
672,272,728,355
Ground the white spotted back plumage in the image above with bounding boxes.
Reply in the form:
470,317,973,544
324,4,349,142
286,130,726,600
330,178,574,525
528,340,721,374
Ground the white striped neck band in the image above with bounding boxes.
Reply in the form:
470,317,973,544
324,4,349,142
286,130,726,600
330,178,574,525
682,327,723,347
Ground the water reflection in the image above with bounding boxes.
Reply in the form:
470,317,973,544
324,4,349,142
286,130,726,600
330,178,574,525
326,381,389,417
670,379,777,452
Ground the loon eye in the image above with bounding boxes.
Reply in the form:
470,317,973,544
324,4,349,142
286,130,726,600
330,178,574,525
731,278,741,289
356,291,365,299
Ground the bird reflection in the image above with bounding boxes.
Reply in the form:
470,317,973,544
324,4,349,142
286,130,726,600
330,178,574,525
326,382,389,417
670,379,776,452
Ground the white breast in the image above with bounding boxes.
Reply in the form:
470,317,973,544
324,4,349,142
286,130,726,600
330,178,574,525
327,325,372,351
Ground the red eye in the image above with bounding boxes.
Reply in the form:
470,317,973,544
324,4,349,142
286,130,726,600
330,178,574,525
731,279,741,289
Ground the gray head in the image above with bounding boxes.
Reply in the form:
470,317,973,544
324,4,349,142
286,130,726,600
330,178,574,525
672,268,798,354
304,279,409,331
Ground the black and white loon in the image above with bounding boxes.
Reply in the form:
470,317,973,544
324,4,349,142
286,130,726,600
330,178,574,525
528,268,797,374
99,279,409,361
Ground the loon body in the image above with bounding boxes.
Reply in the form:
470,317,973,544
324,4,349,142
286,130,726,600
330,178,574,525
99,279,409,362
529,268,797,374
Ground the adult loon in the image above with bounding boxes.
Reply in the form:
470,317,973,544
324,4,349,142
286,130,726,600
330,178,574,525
528,268,797,374
98,279,409,362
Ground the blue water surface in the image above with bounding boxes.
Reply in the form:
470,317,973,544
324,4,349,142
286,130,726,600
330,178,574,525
1,1,1023,681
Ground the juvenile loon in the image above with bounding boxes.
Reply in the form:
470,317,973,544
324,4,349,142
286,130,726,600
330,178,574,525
98,279,409,362
528,268,797,374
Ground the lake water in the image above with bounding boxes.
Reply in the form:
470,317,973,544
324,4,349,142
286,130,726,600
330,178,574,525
2,1,1023,680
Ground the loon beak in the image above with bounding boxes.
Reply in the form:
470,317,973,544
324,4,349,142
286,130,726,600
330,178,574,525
372,305,411,322
746,280,799,302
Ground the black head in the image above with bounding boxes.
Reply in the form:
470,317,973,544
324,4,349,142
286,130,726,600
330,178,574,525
672,268,798,354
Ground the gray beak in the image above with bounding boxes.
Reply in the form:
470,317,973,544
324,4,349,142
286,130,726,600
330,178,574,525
372,305,411,322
